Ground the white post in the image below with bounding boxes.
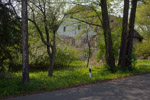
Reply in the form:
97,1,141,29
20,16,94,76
89,64,92,79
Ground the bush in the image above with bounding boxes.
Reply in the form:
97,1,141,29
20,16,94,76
0,71,14,79
97,24,121,63
135,40,150,59
29,42,81,70
54,46,81,68
97,41,105,62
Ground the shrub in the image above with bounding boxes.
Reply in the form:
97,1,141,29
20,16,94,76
135,40,150,59
54,46,81,68
97,24,121,63
29,42,81,70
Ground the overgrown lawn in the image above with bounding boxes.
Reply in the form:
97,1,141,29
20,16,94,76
0,60,150,98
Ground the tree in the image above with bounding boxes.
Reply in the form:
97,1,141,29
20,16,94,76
100,0,115,72
0,1,21,72
76,23,92,68
85,27,92,68
136,0,150,39
69,1,116,72
28,0,66,76
22,0,29,84
135,0,150,59
118,0,129,71
126,0,138,71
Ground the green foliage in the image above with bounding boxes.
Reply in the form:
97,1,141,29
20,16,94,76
97,40,105,61
68,5,102,28
28,31,81,70
0,3,21,71
136,0,150,38
97,17,122,62
55,46,81,68
135,40,150,59
132,60,150,73
28,20,81,70
0,60,150,98
0,71,14,79
111,24,122,60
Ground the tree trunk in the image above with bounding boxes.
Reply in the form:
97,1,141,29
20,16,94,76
118,0,129,71
48,31,56,76
48,46,56,76
86,43,91,68
22,0,29,85
100,0,115,72
86,35,91,68
126,0,138,71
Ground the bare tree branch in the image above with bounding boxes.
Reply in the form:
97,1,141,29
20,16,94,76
28,18,52,47
71,16,102,27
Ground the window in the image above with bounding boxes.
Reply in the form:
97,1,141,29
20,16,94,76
63,26,66,32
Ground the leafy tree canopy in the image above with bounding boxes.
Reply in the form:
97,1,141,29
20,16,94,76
136,0,150,38
0,2,21,71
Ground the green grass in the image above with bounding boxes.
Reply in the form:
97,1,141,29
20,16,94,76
0,60,150,98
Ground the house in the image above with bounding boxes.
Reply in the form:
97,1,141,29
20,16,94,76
57,17,98,59
57,17,98,47
57,6,143,59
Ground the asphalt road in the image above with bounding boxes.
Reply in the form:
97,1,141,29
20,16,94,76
7,73,150,100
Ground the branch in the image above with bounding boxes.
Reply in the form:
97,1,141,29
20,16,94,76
56,13,67,30
87,5,103,24
28,18,52,47
68,3,103,27
28,0,44,15
71,17,102,27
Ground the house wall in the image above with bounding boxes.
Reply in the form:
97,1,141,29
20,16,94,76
57,17,102,60
57,17,97,38
58,35,98,48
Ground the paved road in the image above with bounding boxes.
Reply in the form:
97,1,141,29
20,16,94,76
7,73,150,100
